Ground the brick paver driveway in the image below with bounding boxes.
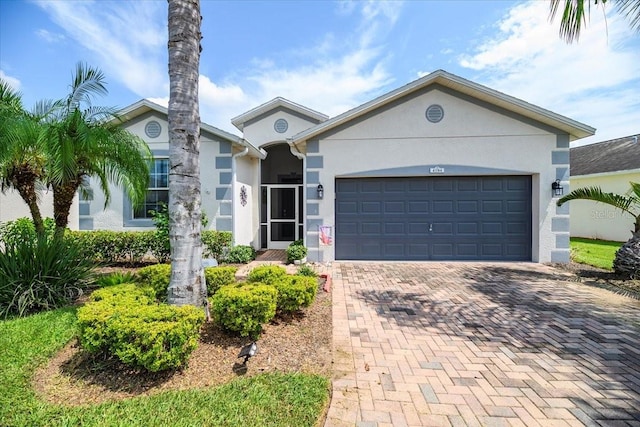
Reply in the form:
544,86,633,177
324,263,640,427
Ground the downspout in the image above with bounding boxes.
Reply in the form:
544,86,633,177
287,138,306,248
231,143,249,246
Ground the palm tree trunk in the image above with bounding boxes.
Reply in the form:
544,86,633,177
613,233,640,277
166,0,206,307
52,179,79,240
10,167,45,235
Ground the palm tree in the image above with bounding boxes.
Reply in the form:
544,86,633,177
550,0,640,43
166,0,207,307
0,80,48,235
557,183,640,276
43,63,151,239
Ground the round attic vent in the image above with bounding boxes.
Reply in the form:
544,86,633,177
145,120,162,138
274,118,288,133
425,104,444,123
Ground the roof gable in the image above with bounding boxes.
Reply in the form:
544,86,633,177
571,134,640,176
114,99,265,159
231,97,328,132
291,70,595,143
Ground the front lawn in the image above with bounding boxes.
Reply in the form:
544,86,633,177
570,237,623,270
0,308,330,427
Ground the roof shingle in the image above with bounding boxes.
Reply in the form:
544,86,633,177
571,134,640,176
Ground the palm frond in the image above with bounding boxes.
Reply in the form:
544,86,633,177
66,62,108,111
615,0,640,31
557,185,637,216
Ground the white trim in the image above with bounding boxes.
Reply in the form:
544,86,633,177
571,168,640,179
231,97,328,131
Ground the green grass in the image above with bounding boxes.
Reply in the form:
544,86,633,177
570,237,624,270
0,308,330,427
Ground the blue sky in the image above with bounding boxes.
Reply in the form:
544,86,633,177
1,0,638,146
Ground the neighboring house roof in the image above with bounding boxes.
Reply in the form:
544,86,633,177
115,99,266,159
291,69,595,144
571,134,640,177
231,97,329,132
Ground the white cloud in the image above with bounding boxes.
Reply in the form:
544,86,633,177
35,29,65,44
239,1,401,121
35,0,403,134
458,0,640,145
35,0,167,98
0,70,21,91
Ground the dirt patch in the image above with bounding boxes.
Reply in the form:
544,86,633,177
550,261,640,300
33,279,332,406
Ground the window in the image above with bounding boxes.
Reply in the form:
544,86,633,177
134,158,169,219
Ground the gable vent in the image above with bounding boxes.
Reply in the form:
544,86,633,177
145,120,162,138
425,105,444,123
274,118,288,133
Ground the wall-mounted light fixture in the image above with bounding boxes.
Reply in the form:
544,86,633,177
317,184,324,199
552,179,564,197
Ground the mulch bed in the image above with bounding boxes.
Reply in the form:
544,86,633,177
33,275,332,406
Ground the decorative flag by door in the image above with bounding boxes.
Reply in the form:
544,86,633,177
319,225,333,246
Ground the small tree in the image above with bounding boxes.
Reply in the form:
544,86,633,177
557,182,640,276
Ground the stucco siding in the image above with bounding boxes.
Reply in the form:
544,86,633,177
570,171,640,242
242,109,322,147
307,89,564,262
0,189,79,230
83,113,224,232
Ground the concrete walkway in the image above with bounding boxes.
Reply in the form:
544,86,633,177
324,262,640,427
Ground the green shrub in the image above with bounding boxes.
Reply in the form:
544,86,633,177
90,283,156,304
286,243,308,264
210,284,277,337
0,237,95,318
0,217,56,246
78,284,203,372
96,271,137,288
272,276,318,313
202,230,232,259
204,266,237,296
247,265,287,285
136,264,171,302
225,245,256,264
296,264,318,278
67,230,154,265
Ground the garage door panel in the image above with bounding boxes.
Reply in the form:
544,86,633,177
457,222,478,234
361,222,381,234
432,222,453,235
361,202,381,213
482,178,504,191
457,200,479,213
433,179,454,191
507,200,527,213
433,200,454,213
409,222,429,234
482,222,503,234
385,223,405,234
337,201,358,214
408,201,429,213
335,176,531,261
385,201,405,213
482,200,503,213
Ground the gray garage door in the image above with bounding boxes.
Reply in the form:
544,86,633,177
335,176,532,261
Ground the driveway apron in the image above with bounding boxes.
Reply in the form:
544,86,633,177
324,262,640,427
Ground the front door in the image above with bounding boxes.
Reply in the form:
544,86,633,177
263,185,302,249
